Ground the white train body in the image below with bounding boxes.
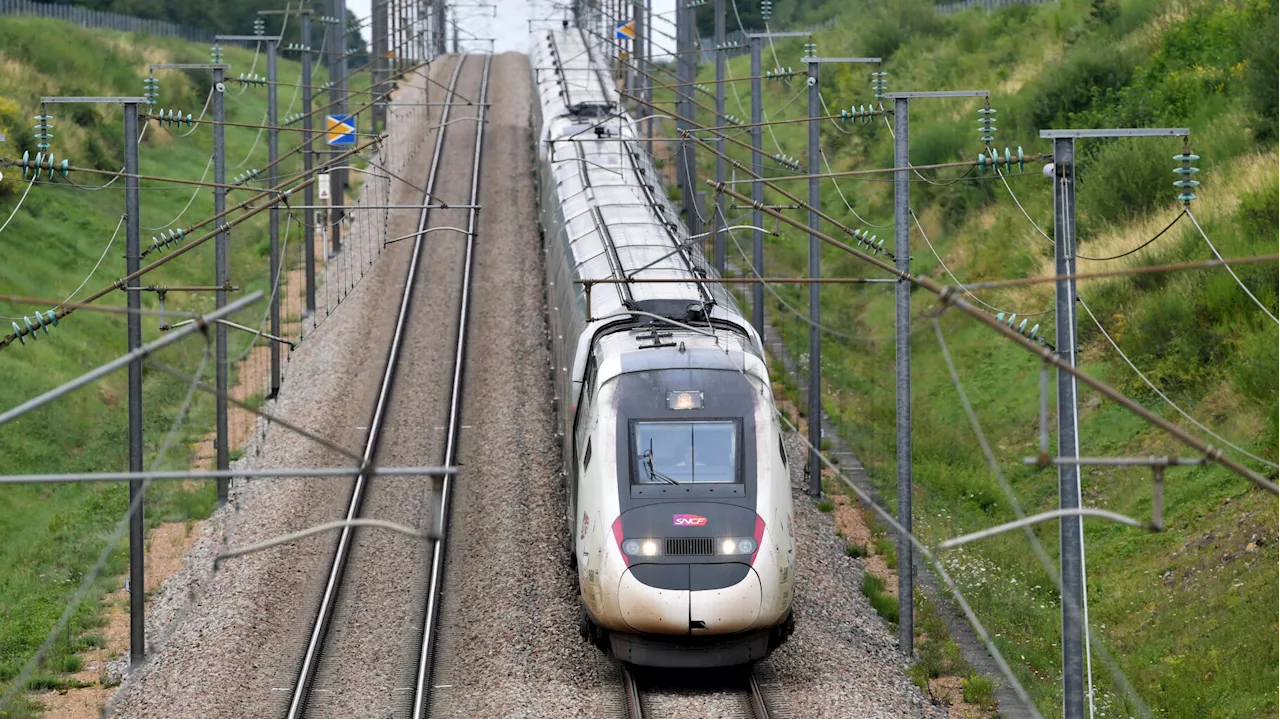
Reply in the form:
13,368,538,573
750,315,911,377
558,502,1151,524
530,27,795,668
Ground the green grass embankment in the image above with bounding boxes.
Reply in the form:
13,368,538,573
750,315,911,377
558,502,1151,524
675,0,1277,716
0,18,322,715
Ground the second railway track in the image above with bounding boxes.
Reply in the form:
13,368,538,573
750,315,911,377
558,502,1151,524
622,664,778,719
284,52,491,719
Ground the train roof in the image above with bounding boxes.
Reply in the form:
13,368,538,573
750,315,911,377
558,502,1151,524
533,28,753,345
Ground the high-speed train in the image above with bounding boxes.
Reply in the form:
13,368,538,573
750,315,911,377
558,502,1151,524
530,25,795,668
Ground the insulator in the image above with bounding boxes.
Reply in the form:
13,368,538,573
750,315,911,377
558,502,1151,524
211,44,223,63
1173,151,1200,204
253,19,265,35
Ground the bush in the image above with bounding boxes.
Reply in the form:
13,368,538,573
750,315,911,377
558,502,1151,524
963,675,997,707
1076,138,1172,230
1237,178,1280,239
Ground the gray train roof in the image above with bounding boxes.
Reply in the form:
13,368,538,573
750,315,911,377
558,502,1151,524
532,27,618,115
533,28,751,340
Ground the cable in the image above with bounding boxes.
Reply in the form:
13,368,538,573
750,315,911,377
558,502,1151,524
1077,211,1185,262
0,175,36,235
1079,296,1277,469
1186,208,1278,324
932,318,1153,719
912,209,1051,317
995,162,1054,244
144,155,213,231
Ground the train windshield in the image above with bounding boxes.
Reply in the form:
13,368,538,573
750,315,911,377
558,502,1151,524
633,421,739,484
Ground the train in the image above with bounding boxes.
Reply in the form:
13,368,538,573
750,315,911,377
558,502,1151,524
529,25,796,668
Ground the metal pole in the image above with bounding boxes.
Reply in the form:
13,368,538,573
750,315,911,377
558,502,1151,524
1054,136,1085,719
301,12,316,315
749,37,764,338
373,0,386,132
643,0,652,156
213,67,229,505
893,96,913,655
712,0,726,274
267,42,281,398
434,0,445,56
329,0,346,255
677,1,700,237
805,57,820,498
123,101,145,667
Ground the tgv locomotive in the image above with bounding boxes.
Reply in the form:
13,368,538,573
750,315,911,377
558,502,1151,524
530,26,795,668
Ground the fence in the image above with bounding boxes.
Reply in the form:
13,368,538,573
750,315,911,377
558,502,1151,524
0,0,213,42
934,0,1057,16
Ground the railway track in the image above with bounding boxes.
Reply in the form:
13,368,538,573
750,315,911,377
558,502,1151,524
621,664,779,719
283,52,491,719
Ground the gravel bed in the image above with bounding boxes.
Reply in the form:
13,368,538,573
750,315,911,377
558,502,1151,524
765,432,946,719
103,63,452,719
632,667,758,719
422,51,620,719
301,52,480,719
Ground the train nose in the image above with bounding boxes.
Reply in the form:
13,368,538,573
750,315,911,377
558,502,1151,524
618,565,761,635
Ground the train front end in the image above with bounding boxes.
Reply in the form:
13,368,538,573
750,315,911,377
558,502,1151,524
576,331,795,668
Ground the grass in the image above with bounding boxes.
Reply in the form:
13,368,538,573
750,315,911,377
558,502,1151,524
669,0,1278,715
861,573,900,624
0,17,325,712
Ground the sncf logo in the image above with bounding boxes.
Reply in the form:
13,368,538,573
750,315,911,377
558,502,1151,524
673,514,708,527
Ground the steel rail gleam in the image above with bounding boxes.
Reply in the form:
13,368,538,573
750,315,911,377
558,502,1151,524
283,54,480,719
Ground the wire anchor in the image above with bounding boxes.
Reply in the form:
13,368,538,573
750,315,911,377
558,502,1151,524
33,109,53,151
1173,140,1199,205
977,146,1025,173
18,150,70,180
143,73,160,107
10,311,58,345
772,153,801,172
851,229,894,260
764,67,795,82
978,98,996,147
995,311,1052,349
871,70,887,102
840,104,876,125
152,109,195,128
150,228,186,253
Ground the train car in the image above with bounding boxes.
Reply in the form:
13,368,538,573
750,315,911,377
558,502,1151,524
529,26,795,668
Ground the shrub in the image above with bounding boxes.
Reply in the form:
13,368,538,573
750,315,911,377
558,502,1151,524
963,675,998,707
1243,15,1278,140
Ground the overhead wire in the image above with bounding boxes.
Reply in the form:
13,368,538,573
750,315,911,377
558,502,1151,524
1186,208,1278,324
1079,296,1278,469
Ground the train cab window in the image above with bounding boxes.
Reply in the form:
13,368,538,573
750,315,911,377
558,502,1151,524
779,436,788,466
633,421,739,485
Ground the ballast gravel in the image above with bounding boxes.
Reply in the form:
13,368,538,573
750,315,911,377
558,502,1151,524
105,52,947,719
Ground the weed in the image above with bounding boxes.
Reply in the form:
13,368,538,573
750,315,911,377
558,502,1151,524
816,499,835,513
861,573,899,624
844,542,867,558
963,675,997,708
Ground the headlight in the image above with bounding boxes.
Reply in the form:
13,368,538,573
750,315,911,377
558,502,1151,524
718,537,757,555
622,538,661,557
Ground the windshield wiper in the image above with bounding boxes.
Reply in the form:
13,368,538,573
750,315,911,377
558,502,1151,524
642,449,680,485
